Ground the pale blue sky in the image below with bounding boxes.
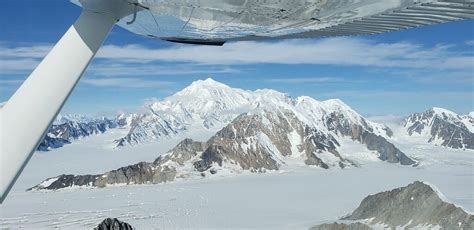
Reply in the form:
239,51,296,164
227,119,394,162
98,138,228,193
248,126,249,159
0,0,473,117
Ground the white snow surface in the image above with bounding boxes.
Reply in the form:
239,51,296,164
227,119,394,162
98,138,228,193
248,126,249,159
0,124,472,229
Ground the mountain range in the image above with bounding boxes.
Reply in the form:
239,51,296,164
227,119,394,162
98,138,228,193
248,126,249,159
40,78,472,152
31,79,424,190
31,79,473,190
30,107,416,191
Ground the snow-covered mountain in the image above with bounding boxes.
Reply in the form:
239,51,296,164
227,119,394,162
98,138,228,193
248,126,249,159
31,78,419,189
31,105,415,190
402,107,474,150
37,115,124,151
38,78,396,154
114,78,393,148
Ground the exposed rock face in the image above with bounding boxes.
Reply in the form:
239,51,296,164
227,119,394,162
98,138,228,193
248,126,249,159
403,107,474,149
359,131,415,165
94,218,133,230
38,115,124,151
195,110,354,171
325,112,414,165
310,222,371,230
343,181,474,229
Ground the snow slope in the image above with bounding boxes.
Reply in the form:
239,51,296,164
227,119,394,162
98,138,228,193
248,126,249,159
0,147,472,229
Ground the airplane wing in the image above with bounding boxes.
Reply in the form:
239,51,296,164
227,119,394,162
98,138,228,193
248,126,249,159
107,0,474,44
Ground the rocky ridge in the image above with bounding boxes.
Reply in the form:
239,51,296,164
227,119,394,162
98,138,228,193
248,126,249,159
402,107,474,150
311,181,474,229
38,114,129,151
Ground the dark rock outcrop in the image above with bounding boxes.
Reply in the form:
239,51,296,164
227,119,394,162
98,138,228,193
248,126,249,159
344,181,473,229
28,161,177,191
359,131,415,165
94,218,133,230
46,174,97,190
37,136,71,151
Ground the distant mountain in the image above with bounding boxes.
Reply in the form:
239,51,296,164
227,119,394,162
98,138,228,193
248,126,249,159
37,115,125,151
402,107,474,150
311,181,473,229
30,107,414,191
114,78,394,148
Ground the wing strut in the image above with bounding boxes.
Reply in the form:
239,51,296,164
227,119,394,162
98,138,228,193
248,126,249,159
0,10,116,203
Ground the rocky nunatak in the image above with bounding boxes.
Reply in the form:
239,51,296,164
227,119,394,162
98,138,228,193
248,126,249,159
95,218,133,230
311,181,473,229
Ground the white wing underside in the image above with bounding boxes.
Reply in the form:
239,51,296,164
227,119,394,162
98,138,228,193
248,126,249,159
107,0,474,43
266,0,474,40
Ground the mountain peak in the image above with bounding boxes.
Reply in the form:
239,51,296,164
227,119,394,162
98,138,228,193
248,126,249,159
429,107,457,116
54,114,92,124
173,78,235,98
323,98,346,106
191,78,229,88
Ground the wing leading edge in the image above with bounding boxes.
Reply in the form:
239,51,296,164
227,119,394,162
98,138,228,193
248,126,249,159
106,0,474,44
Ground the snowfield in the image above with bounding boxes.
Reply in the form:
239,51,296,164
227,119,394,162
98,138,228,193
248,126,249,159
0,122,472,229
